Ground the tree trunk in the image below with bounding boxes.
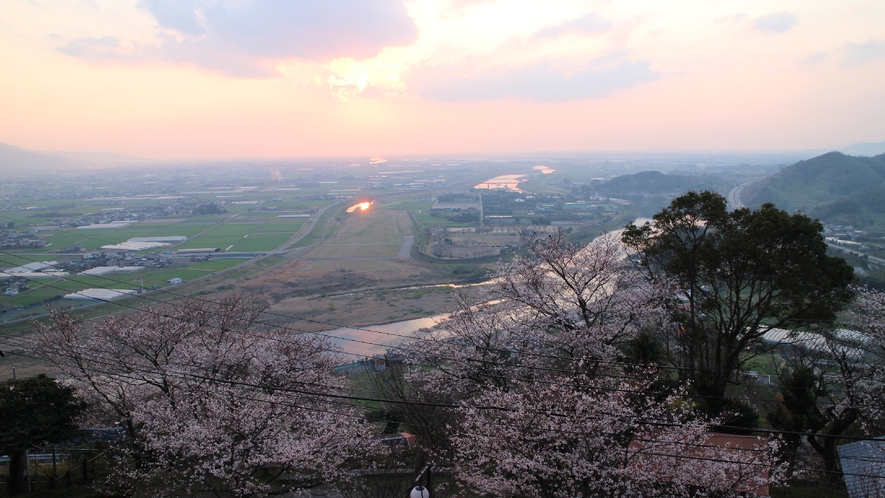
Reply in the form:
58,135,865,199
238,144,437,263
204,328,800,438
808,408,858,483
695,375,728,418
7,449,28,496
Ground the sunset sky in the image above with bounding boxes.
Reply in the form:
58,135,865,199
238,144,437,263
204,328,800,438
1,0,884,160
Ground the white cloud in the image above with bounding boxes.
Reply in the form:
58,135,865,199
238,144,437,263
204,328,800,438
753,12,798,35
62,0,420,77
410,60,659,102
841,39,885,67
798,51,828,67
533,13,612,40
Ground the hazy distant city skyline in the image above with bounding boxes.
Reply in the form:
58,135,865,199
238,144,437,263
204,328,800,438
1,0,884,160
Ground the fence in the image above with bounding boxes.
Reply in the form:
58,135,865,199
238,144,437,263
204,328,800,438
0,446,113,497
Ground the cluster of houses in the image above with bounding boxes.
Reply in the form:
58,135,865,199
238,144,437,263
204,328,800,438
2,276,29,295
8,198,226,239
0,230,46,250
0,252,180,301
824,224,868,241
60,251,176,274
1,261,65,296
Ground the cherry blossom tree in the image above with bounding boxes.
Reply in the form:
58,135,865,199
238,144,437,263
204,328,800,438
405,231,781,497
769,287,885,482
32,296,370,497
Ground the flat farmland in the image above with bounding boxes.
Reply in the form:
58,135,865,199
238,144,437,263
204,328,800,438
176,223,262,250
0,259,242,309
300,206,409,260
228,232,293,252
39,229,117,251
449,233,520,246
304,244,402,259
241,217,307,232
39,220,220,252
400,199,477,227
101,222,212,240
128,259,242,287
176,214,307,251
0,254,63,267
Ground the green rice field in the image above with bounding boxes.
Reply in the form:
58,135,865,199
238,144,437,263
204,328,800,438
0,259,242,309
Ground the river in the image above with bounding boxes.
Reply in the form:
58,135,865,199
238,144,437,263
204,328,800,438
315,215,648,359
310,315,445,357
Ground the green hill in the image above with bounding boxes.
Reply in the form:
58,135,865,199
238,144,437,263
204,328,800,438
742,152,885,231
599,170,722,195
592,171,726,217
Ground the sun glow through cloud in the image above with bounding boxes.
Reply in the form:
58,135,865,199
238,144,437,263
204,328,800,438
0,0,883,158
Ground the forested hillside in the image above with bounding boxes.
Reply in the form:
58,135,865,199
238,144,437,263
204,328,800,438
593,170,728,216
598,170,723,194
742,151,885,230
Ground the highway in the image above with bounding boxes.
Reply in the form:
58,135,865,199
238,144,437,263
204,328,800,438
727,183,751,211
827,243,885,265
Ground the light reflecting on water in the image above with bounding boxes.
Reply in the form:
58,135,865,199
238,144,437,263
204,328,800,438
311,315,445,357
475,166,555,191
346,201,373,213
474,174,526,192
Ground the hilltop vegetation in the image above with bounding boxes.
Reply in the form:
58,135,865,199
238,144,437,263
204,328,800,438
742,151,885,230
597,170,723,194
590,170,729,216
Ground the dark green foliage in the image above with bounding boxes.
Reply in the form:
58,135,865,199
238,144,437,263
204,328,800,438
718,400,760,434
623,191,855,418
0,374,85,453
0,374,86,495
597,171,722,195
593,171,727,217
192,202,227,215
768,365,827,444
623,331,664,366
742,152,885,226
751,152,885,199
768,354,868,483
812,184,885,219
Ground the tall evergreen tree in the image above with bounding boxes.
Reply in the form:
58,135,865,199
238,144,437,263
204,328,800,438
622,191,855,418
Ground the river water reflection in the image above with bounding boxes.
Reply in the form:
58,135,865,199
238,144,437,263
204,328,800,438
473,174,526,192
474,165,556,192
311,315,445,357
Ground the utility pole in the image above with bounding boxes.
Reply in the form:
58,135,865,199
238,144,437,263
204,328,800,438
25,449,32,493
412,461,433,498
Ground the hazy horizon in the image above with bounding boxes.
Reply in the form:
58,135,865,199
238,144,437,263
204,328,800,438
3,138,884,168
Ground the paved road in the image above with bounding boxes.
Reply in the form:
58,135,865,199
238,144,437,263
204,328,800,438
727,183,751,211
828,243,885,265
277,204,335,254
396,235,414,259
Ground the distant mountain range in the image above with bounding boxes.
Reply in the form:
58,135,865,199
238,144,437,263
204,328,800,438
0,142,79,172
0,141,144,175
838,140,885,157
741,151,885,231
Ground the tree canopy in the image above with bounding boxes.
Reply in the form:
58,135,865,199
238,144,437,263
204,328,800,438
768,287,885,482
622,191,855,417
32,296,369,497
401,231,779,497
0,374,84,453
0,374,85,495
